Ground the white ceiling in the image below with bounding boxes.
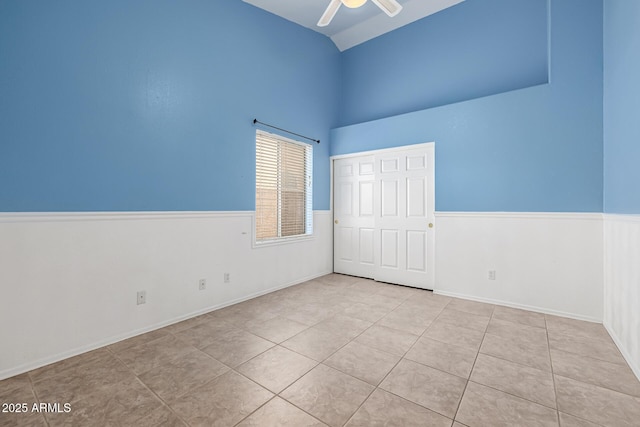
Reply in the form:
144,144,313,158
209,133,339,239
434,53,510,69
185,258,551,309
243,0,465,51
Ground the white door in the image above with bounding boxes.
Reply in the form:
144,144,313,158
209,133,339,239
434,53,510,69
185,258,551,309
333,144,435,289
333,155,376,279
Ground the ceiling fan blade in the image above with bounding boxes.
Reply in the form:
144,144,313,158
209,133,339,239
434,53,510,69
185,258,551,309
318,0,342,27
371,0,403,17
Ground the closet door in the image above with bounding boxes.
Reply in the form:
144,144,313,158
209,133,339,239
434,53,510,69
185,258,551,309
333,156,376,279
375,146,434,289
333,145,434,289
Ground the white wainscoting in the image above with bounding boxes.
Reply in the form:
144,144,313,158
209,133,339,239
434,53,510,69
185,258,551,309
604,214,640,381
434,212,604,322
0,211,333,380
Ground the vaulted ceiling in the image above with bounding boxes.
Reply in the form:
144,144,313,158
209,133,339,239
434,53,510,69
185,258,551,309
242,0,464,51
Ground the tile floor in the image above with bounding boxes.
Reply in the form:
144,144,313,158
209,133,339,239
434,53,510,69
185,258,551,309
1,273,640,426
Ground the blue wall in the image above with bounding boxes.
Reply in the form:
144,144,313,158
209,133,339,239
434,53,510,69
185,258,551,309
0,0,340,212
0,0,607,214
339,0,549,126
604,0,640,214
332,0,604,213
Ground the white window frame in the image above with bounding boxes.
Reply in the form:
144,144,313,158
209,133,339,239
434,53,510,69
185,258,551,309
254,130,313,247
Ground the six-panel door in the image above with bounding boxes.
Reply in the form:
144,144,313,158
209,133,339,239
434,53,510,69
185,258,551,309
333,145,434,289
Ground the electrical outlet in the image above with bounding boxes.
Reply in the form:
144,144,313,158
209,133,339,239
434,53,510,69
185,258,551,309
137,290,146,305
224,273,230,283
199,279,206,291
488,270,496,280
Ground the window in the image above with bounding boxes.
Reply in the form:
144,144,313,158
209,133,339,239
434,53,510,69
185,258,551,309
256,130,312,242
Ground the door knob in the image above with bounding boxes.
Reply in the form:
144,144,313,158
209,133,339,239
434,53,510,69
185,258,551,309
335,219,339,224
428,223,434,228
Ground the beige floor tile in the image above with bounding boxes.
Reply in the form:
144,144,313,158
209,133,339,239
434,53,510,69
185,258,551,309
555,375,640,427
316,274,360,287
374,284,415,299
545,315,611,341
281,364,374,427
201,329,274,367
356,292,402,308
424,320,485,351
172,319,238,349
480,333,552,372
380,359,466,419
436,309,490,332
402,291,452,308
208,303,253,325
456,381,559,427
11,282,640,427
486,318,549,347
281,326,352,361
33,352,134,404
283,303,338,326
354,324,419,356
558,412,602,427
171,370,273,427
341,302,391,323
0,373,31,395
233,306,282,328
333,290,375,307
377,309,436,335
551,349,640,397
162,314,214,334
108,328,170,354
28,348,110,383
0,384,47,427
45,376,163,427
392,302,443,319
325,341,400,385
113,335,198,375
313,314,373,339
398,301,448,319
345,389,453,427
492,305,546,328
138,350,229,402
236,397,327,426
135,406,188,427
470,353,557,408
548,330,627,366
405,337,478,379
243,315,309,343
236,346,317,393
447,298,495,317
348,279,387,294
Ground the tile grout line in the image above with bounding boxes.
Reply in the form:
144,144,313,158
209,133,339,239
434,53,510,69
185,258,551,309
133,373,194,427
341,298,451,426
252,275,389,426
228,275,375,426
343,294,465,423
105,346,195,427
26,372,51,427
450,305,494,424
263,284,428,425
545,314,562,426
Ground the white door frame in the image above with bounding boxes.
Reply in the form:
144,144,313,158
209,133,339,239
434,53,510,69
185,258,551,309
330,142,436,287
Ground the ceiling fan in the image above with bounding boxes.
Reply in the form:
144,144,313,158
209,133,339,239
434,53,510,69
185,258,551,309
318,0,403,27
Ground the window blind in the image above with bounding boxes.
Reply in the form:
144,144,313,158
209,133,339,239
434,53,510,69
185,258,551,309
256,130,312,242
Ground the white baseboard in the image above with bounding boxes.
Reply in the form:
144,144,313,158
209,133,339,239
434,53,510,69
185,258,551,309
604,322,640,382
434,290,602,323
